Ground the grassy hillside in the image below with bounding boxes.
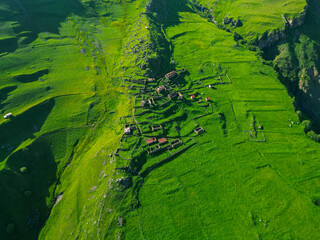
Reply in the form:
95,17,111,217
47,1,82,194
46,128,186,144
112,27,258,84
0,0,320,239
121,1,320,239
0,0,138,239
262,0,320,137
196,0,307,43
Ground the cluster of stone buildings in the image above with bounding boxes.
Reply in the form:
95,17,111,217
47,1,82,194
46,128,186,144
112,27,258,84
119,68,210,161
146,137,183,155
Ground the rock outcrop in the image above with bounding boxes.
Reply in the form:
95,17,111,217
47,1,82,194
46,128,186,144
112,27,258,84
257,8,308,49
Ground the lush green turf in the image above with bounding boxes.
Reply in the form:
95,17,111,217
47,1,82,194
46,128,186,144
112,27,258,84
0,0,320,239
121,1,320,239
0,0,143,239
197,0,307,42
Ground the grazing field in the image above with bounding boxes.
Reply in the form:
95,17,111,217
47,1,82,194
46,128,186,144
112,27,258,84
0,0,320,239
0,0,145,239
197,0,307,42
122,1,320,239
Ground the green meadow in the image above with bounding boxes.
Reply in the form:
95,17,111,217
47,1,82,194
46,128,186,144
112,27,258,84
122,1,320,239
0,0,144,239
197,0,307,42
0,0,320,239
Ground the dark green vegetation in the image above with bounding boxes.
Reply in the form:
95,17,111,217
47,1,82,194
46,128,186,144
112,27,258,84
1,0,320,239
262,0,320,142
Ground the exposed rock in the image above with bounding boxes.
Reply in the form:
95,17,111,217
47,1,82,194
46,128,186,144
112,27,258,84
223,17,232,25
80,48,86,55
115,177,132,189
299,67,320,94
257,9,307,49
230,19,242,28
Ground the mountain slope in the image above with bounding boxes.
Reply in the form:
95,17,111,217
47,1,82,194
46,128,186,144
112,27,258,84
1,0,320,240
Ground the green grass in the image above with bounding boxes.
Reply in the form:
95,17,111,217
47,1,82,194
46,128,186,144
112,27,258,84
122,1,320,239
197,0,307,42
268,0,320,123
0,0,319,239
0,0,145,239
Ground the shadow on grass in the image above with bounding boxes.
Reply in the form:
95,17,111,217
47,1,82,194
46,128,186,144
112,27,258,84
0,98,55,161
0,136,57,240
0,86,17,110
139,144,194,179
0,0,86,54
146,0,195,77
147,0,193,28
13,69,49,83
0,38,19,55
299,0,320,43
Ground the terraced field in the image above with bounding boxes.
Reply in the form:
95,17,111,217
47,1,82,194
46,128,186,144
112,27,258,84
122,1,320,239
1,0,320,239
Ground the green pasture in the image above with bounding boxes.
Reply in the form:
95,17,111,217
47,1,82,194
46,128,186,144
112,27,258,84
0,0,144,239
0,0,319,239
123,1,320,239
197,0,306,41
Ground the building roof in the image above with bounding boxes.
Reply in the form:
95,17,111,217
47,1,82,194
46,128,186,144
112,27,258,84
191,95,196,99
141,100,151,107
205,97,210,101
157,86,166,93
146,138,157,144
165,71,178,79
4,113,13,119
158,138,168,144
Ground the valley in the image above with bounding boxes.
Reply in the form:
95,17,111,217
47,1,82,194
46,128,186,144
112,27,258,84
1,0,320,239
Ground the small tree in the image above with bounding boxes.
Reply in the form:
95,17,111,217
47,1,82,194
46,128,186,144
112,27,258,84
233,32,241,41
302,120,312,132
307,131,320,142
